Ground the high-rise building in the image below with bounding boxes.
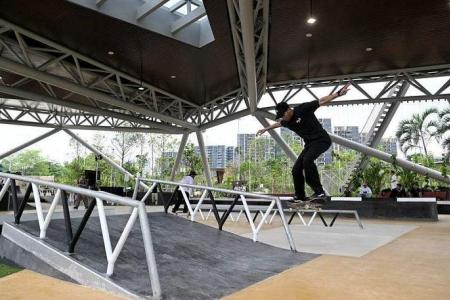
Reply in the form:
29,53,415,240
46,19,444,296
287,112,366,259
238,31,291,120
380,138,398,155
226,146,235,165
333,126,360,152
162,151,177,158
206,145,227,169
237,133,256,161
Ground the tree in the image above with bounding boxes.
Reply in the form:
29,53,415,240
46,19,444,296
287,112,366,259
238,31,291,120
396,108,439,156
182,143,202,174
436,107,450,158
2,149,50,176
111,132,140,166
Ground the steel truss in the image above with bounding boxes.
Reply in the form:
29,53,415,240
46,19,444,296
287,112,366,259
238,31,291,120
226,0,269,113
0,19,198,131
2,16,448,134
0,99,173,133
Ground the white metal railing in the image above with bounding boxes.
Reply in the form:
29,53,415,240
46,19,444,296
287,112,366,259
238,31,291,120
0,172,161,299
137,177,297,251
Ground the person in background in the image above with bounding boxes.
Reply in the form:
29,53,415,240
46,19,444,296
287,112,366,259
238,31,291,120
172,170,197,213
74,175,89,209
391,183,407,198
359,182,373,198
390,170,398,191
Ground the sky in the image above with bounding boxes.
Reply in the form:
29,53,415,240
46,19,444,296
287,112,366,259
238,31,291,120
0,78,449,163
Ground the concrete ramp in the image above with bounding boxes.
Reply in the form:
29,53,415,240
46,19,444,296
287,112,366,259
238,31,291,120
0,212,317,299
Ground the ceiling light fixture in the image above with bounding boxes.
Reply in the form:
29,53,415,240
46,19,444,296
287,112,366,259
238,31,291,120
307,17,316,24
306,33,312,38
107,51,114,55
170,75,176,79
365,47,373,52
138,86,145,91
307,0,316,24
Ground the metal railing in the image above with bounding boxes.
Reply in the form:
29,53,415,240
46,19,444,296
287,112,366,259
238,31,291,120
137,177,297,251
0,172,161,299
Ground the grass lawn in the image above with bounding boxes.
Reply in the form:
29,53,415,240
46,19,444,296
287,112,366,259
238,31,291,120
0,263,22,278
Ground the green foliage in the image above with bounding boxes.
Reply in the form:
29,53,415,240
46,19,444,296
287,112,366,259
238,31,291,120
0,263,21,278
361,157,389,195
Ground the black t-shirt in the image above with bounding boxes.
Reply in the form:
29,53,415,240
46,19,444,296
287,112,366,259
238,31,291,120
280,100,330,143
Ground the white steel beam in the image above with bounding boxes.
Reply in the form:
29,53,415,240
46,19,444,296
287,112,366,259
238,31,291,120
238,0,258,113
171,5,206,34
96,0,108,7
0,128,60,160
196,130,212,186
136,0,171,21
170,132,189,181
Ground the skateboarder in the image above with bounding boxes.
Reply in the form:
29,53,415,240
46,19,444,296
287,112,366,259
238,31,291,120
257,83,350,208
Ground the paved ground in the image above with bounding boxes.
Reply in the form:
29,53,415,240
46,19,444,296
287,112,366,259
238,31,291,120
0,270,125,300
1,206,449,299
223,215,450,300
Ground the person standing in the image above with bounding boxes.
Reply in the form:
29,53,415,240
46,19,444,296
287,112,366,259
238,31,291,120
172,170,197,213
74,175,89,209
257,83,350,207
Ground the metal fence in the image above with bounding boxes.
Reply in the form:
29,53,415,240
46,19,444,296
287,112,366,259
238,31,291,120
137,177,297,251
0,172,161,299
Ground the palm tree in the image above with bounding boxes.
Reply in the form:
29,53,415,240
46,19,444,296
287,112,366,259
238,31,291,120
437,107,450,158
395,108,439,156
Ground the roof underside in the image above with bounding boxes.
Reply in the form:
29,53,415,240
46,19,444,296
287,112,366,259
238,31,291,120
0,0,449,106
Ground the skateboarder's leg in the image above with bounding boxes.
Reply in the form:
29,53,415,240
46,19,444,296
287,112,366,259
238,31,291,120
291,150,306,200
303,140,331,196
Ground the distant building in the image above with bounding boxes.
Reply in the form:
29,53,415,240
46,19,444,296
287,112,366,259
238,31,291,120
380,138,398,155
237,133,256,161
226,146,235,165
333,126,360,152
162,151,177,158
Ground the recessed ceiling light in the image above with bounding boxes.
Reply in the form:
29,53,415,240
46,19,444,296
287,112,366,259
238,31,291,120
107,51,114,55
307,17,316,24
306,83,312,88
0,76,2,80
138,86,145,91
366,47,373,52
306,33,312,38
170,75,176,79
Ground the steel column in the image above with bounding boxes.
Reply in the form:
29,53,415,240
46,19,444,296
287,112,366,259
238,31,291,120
0,128,60,160
238,0,258,113
195,130,212,186
170,132,189,181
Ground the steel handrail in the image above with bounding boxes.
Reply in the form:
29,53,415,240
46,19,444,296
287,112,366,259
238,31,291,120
0,172,139,207
0,172,161,299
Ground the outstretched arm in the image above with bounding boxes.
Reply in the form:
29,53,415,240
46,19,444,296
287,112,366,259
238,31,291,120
257,121,282,136
319,82,351,106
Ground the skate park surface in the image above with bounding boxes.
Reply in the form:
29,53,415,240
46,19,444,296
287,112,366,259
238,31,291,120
0,206,449,299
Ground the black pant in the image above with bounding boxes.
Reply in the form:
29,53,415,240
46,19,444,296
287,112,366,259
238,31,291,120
172,190,189,213
292,139,331,199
